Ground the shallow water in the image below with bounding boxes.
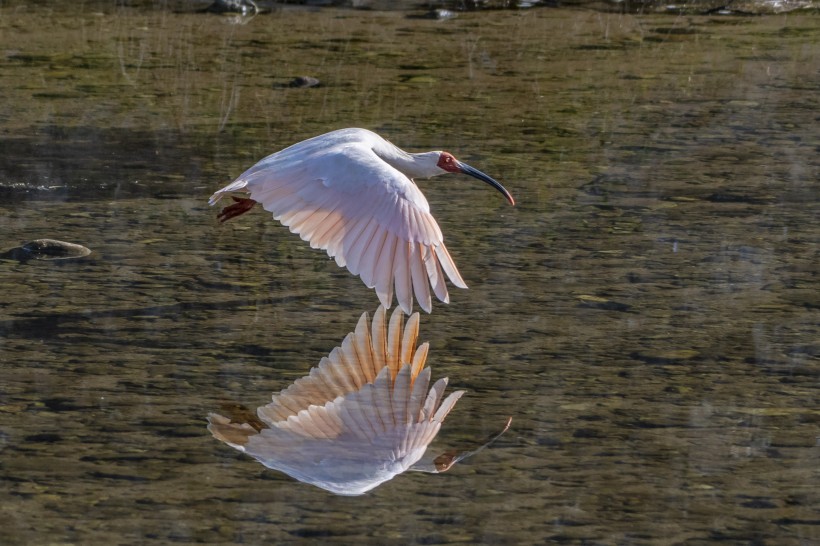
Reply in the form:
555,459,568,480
1,3,818,545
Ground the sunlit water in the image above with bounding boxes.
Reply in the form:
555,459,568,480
1,3,818,544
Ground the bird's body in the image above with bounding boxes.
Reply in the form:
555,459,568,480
208,305,502,496
210,128,513,313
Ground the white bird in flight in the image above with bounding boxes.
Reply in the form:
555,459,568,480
207,305,511,496
209,128,515,314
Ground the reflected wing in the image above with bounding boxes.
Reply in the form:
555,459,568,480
257,306,426,424
208,364,465,496
207,412,260,449
209,129,466,314
206,302,468,495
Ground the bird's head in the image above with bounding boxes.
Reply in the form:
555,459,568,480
436,152,515,206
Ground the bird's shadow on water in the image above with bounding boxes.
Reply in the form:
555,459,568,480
0,124,260,202
0,294,290,346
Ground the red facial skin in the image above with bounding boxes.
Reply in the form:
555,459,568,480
436,152,461,173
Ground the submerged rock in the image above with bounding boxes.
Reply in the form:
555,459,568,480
288,76,321,88
272,76,322,89
1,239,91,262
407,9,458,19
205,0,258,15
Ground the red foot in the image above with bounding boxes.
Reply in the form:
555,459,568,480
217,197,257,223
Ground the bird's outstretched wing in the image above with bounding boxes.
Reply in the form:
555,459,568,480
209,131,466,313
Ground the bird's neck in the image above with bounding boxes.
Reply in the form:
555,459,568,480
374,144,441,180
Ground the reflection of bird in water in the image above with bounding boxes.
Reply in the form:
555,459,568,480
210,128,514,314
208,305,510,495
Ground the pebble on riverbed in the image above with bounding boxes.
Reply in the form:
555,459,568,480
287,76,321,88
204,0,258,15
0,239,92,263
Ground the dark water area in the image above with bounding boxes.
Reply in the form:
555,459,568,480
1,2,818,544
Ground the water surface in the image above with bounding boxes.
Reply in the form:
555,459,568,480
1,3,818,544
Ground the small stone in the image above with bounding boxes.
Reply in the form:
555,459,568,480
0,239,91,262
576,294,632,312
288,76,320,88
205,0,258,15
425,9,457,20
632,349,701,364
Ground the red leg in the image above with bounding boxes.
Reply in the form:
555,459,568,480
217,197,257,223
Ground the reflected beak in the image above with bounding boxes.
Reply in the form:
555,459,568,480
457,161,515,206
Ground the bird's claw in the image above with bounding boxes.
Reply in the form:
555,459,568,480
217,197,257,223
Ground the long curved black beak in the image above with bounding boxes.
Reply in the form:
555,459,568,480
457,161,515,206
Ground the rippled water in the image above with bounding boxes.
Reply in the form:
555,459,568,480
1,3,818,544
